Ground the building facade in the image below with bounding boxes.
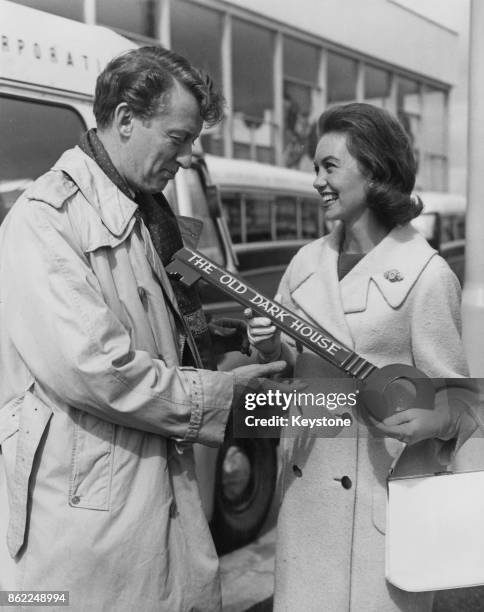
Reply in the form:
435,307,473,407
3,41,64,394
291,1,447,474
10,0,460,191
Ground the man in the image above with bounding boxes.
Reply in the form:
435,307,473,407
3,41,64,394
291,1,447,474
0,47,285,611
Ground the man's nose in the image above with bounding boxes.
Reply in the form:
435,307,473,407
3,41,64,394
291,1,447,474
176,141,193,169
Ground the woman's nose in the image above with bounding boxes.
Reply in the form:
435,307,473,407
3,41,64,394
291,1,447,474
313,172,327,190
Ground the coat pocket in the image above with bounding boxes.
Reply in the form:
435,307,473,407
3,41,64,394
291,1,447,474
69,410,115,510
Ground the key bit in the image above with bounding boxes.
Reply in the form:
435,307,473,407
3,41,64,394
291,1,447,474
165,259,201,287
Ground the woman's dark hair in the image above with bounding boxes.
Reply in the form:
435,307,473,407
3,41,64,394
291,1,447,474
317,102,422,228
93,46,225,129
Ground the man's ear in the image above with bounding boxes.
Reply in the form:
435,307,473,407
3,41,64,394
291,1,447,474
113,103,134,138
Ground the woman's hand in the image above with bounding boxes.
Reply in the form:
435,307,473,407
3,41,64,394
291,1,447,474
371,407,453,446
244,304,282,361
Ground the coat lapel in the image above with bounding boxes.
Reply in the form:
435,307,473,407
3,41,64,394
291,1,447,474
340,224,437,313
288,223,437,350
290,225,355,349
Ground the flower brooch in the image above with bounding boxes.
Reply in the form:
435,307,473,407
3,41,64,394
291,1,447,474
384,269,404,282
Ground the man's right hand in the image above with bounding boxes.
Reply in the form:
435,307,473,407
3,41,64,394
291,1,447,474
231,360,287,382
230,360,307,412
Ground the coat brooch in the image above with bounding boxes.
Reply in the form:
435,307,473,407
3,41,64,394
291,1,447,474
384,269,404,282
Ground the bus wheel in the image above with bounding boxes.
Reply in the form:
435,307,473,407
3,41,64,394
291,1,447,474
210,431,277,555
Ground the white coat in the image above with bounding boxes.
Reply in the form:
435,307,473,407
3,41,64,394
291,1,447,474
272,223,471,612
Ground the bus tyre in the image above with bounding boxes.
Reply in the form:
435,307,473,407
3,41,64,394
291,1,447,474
210,431,277,555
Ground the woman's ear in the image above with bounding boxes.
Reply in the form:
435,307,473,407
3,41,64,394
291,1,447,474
113,103,134,138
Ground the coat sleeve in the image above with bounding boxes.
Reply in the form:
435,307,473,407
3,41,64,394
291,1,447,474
410,255,478,458
410,255,468,378
2,198,234,446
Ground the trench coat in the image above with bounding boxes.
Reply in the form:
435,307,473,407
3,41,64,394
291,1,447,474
0,147,236,611
271,223,472,612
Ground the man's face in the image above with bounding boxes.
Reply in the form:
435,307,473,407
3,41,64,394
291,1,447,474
123,80,203,193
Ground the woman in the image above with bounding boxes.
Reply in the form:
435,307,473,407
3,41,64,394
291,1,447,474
247,103,475,611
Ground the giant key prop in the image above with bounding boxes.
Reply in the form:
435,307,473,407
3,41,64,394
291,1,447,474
166,247,435,421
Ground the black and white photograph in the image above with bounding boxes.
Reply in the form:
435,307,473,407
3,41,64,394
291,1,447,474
1,1,484,611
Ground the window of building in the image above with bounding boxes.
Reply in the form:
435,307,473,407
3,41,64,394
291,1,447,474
396,76,421,181
232,19,275,163
284,36,319,84
171,1,222,87
364,64,391,108
283,36,320,169
171,1,224,156
422,86,448,190
0,96,85,224
327,51,357,104
97,0,157,38
13,0,83,21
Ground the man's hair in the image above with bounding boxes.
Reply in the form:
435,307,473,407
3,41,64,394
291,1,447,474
317,102,422,229
93,46,225,129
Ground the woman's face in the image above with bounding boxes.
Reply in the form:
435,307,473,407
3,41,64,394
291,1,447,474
313,132,369,225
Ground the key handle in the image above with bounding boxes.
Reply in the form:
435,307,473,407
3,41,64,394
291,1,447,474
361,363,435,421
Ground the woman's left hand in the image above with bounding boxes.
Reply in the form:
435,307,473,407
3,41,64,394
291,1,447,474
371,407,452,446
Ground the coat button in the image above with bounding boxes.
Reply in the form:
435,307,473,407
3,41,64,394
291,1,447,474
169,500,178,518
71,495,81,505
341,476,352,489
334,476,352,489
292,465,303,477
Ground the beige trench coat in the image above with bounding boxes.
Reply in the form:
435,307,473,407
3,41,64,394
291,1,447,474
272,224,472,612
0,147,235,611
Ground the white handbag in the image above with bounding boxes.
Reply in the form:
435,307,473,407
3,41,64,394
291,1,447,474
386,468,484,591
385,403,484,591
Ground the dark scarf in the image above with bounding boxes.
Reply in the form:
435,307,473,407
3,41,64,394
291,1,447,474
79,129,216,370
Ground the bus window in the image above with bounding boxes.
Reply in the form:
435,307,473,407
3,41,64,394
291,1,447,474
245,196,272,242
1,96,86,182
180,167,224,265
221,194,242,243
301,197,321,238
275,195,298,239
0,96,86,223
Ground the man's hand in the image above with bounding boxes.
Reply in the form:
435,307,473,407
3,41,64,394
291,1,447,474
208,317,251,356
231,360,287,381
231,360,307,410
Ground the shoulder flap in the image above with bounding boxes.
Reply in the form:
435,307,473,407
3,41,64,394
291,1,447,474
24,170,79,209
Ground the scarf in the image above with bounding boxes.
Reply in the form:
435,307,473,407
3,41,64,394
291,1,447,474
79,129,216,370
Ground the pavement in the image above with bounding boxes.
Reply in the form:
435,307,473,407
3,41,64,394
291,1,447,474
220,526,484,612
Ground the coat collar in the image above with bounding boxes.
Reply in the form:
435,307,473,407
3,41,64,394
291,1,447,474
53,146,138,240
340,223,437,311
288,223,437,348
50,147,204,251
